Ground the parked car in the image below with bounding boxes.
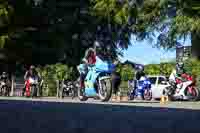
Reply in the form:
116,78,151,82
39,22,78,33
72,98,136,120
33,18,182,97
147,75,169,99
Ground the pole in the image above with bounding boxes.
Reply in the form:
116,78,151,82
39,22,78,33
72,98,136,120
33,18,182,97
56,80,59,98
10,74,14,96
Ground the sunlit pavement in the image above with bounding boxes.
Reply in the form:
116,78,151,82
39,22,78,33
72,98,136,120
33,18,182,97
0,97,200,133
0,96,200,110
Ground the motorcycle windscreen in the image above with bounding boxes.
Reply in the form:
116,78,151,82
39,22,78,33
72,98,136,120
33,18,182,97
95,56,115,73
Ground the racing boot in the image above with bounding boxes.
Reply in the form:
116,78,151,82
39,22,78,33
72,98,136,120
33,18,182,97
112,94,116,102
116,92,121,102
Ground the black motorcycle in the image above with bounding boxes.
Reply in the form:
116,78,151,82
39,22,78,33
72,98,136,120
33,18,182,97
0,79,10,96
59,80,78,99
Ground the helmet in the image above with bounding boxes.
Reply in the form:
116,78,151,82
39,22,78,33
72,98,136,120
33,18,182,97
30,65,35,70
137,65,144,71
140,76,146,80
2,72,6,75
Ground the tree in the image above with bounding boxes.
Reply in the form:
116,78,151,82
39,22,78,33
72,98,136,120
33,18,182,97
160,62,175,76
1,0,136,66
144,64,160,75
92,0,200,56
0,0,13,48
120,64,134,81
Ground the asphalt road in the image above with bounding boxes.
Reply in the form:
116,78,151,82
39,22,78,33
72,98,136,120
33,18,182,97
1,97,200,133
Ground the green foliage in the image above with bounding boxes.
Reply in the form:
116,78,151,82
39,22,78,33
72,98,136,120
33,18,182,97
184,58,200,75
91,0,130,25
183,58,200,89
144,62,175,76
0,1,13,48
144,64,160,75
160,62,175,76
36,63,76,96
117,64,135,81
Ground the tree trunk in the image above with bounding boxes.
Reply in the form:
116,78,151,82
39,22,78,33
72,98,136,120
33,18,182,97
191,32,200,60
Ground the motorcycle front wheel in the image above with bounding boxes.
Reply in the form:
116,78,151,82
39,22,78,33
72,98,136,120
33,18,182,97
143,89,152,101
98,78,112,102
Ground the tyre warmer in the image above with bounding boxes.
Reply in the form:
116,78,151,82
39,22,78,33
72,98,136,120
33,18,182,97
25,80,30,96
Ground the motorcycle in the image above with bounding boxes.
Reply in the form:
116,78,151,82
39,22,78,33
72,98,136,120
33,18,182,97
163,74,199,101
25,77,40,97
60,80,77,99
77,56,115,102
128,76,152,100
0,80,10,96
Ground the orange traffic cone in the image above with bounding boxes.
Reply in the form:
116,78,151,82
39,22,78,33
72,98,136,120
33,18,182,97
160,95,166,104
166,96,169,102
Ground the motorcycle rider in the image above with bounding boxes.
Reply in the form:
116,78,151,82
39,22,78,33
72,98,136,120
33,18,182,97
134,65,145,99
77,59,88,89
0,72,9,82
169,69,176,82
135,65,145,82
77,41,100,88
111,60,121,101
0,72,10,95
22,65,41,96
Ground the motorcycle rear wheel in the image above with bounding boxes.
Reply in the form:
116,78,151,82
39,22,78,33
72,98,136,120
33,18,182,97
2,86,8,96
127,90,134,100
31,85,37,97
77,87,88,101
185,86,199,101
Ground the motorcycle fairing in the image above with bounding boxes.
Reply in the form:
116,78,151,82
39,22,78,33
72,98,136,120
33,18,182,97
84,56,115,97
84,70,101,96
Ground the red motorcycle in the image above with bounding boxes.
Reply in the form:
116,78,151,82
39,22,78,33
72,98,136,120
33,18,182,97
164,73,199,101
25,77,40,97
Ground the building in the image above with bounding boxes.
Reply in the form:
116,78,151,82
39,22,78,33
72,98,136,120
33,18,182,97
176,45,191,64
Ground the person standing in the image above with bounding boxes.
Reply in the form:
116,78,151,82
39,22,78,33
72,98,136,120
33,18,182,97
111,60,121,102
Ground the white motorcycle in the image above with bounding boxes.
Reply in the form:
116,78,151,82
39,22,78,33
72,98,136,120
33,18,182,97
163,78,199,101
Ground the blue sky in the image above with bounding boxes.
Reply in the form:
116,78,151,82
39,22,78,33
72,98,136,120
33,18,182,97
120,35,191,65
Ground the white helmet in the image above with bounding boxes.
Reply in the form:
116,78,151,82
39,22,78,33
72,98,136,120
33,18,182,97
140,76,146,81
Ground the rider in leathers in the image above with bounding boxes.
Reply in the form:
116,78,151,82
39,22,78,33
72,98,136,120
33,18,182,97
78,41,121,101
23,65,40,96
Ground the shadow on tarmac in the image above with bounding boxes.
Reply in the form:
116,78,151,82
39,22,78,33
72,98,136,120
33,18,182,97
0,100,200,133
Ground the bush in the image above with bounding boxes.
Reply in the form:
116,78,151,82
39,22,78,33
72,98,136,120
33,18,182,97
144,64,160,75
144,62,175,77
183,58,200,89
36,63,77,96
117,64,135,81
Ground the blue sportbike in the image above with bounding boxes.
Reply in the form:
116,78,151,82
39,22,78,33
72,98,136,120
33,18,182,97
128,76,152,100
77,56,115,102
